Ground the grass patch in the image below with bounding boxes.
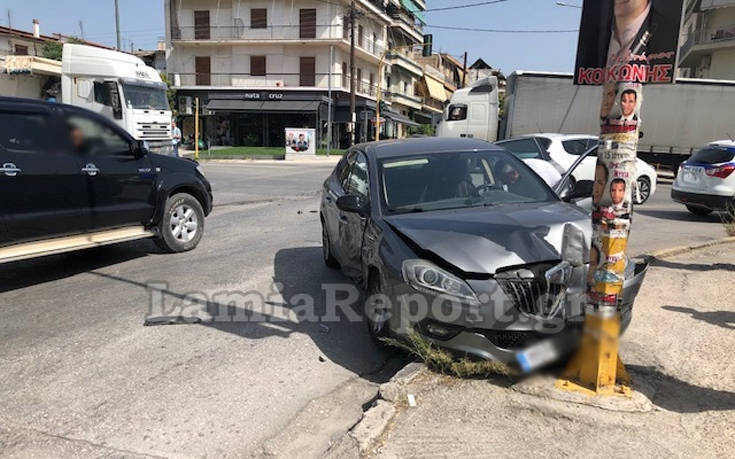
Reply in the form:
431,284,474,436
380,331,517,379
722,203,735,236
186,146,345,157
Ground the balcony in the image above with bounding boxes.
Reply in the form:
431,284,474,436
679,24,735,66
422,97,444,113
388,91,422,110
171,24,385,60
387,51,423,76
173,71,386,99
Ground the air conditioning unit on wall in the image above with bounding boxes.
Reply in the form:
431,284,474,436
179,96,193,115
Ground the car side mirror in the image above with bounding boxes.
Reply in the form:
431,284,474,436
337,195,369,215
559,179,593,202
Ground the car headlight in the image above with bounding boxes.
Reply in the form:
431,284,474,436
402,259,479,304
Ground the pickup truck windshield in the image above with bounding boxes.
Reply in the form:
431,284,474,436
122,83,169,111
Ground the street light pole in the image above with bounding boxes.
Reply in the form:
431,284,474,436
114,0,121,50
349,0,356,146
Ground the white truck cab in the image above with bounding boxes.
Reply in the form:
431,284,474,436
436,77,499,142
61,44,172,154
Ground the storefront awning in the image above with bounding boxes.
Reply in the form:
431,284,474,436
400,0,426,24
207,99,321,112
423,77,447,102
701,0,735,10
385,111,420,127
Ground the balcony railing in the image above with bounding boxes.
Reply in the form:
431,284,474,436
173,72,386,98
680,24,735,58
422,97,444,111
172,24,386,56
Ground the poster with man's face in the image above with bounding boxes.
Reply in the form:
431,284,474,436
285,128,316,155
574,0,685,85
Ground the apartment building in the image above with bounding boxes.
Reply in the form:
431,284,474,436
679,0,735,80
0,20,55,57
165,0,428,148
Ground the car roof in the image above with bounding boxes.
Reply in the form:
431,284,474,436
360,137,503,159
521,133,597,141
709,140,735,149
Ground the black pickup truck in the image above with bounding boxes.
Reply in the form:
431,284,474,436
0,97,212,262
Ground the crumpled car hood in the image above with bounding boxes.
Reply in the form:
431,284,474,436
385,202,591,275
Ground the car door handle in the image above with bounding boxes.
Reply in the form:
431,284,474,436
1,163,21,177
81,164,100,176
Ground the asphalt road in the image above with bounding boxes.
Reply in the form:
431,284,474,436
0,161,727,457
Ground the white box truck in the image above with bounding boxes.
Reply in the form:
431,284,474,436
436,77,499,142
500,71,735,155
61,44,173,154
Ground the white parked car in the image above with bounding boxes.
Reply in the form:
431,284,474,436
499,134,658,204
672,140,735,216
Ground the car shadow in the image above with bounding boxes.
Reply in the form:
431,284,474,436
0,240,159,293
89,246,405,384
628,365,735,413
635,209,722,223
661,305,735,330
650,258,735,272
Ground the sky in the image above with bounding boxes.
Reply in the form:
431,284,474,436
2,0,584,75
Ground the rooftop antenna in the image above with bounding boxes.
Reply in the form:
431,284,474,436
7,9,11,29
79,20,85,40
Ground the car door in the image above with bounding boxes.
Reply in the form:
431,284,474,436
555,146,596,211
338,151,369,278
65,109,157,230
0,104,91,246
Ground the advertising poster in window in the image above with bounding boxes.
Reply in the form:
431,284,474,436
285,128,316,155
574,0,685,86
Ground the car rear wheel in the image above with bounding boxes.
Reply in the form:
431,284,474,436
634,176,651,205
365,274,391,342
686,205,713,216
155,193,205,253
322,223,339,268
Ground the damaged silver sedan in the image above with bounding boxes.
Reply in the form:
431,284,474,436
320,138,647,370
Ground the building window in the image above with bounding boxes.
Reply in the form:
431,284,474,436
300,56,315,86
300,9,316,39
372,33,377,54
369,73,374,96
194,10,211,40
342,62,348,88
251,56,266,77
14,44,29,55
251,8,267,29
357,68,362,93
343,16,349,40
358,25,364,48
195,56,211,85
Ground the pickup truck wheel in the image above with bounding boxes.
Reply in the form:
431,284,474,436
156,193,204,253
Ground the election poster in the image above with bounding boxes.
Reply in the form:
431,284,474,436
285,128,316,155
574,0,685,86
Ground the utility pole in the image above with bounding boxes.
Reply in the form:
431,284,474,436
114,0,121,50
462,52,468,88
349,0,356,146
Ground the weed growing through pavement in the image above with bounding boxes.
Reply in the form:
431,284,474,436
721,202,735,236
380,331,517,379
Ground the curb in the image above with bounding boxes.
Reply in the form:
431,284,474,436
640,236,735,261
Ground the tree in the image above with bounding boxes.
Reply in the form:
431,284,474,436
41,42,63,61
160,73,177,115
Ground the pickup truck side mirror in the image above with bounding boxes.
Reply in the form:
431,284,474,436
337,195,369,216
104,81,123,120
132,140,150,157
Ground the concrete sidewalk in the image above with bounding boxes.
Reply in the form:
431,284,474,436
333,243,735,458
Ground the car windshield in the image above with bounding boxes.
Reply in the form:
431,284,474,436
121,83,169,110
690,147,735,165
380,150,557,214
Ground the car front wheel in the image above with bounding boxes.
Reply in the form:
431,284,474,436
155,193,205,252
634,176,651,204
365,274,391,342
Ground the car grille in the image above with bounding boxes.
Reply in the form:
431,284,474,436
136,122,170,139
495,263,566,318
